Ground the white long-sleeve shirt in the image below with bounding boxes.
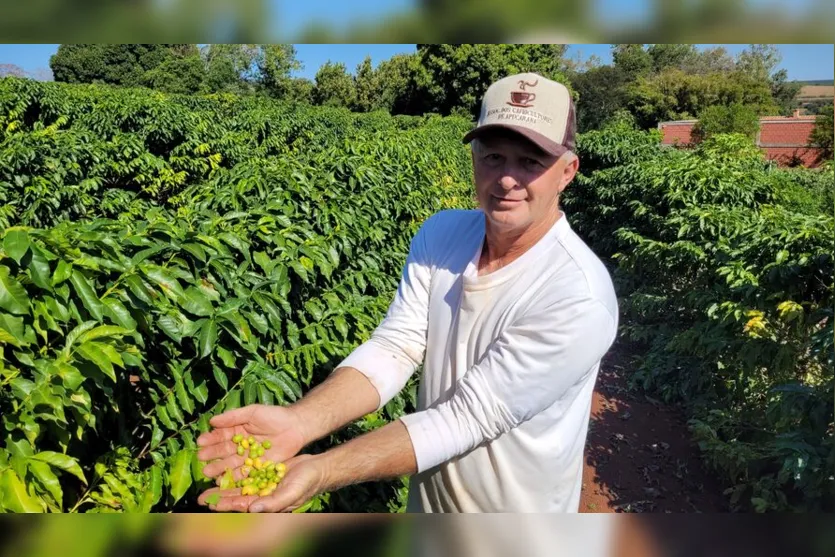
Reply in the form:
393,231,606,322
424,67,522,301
338,208,618,512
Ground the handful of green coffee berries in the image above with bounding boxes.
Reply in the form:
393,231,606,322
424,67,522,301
215,434,286,497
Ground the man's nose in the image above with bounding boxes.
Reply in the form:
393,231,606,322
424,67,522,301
498,173,520,191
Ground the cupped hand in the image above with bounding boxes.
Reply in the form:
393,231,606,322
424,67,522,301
197,454,327,513
196,404,307,481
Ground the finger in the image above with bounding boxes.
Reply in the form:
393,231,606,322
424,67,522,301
197,438,240,463
208,405,259,429
213,494,260,513
197,487,243,505
197,425,247,448
248,486,302,514
202,454,246,479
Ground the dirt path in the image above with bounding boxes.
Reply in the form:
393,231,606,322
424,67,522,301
579,352,728,513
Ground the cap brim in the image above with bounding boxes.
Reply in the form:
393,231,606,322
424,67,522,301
462,124,570,157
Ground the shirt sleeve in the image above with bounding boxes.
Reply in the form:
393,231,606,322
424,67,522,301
335,215,436,411
399,294,617,473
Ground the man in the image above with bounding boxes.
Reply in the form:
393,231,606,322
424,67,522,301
196,72,619,513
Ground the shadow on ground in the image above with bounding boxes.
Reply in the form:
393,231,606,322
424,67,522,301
580,348,728,513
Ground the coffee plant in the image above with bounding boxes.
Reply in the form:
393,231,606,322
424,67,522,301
0,77,473,512
567,124,834,512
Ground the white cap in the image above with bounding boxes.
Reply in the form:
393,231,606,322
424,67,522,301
463,72,576,156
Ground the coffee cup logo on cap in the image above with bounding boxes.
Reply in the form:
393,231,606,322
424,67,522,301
463,72,576,157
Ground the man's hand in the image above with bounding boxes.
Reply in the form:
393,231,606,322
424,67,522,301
197,404,307,481
197,454,326,513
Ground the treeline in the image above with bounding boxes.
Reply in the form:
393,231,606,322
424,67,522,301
44,43,825,137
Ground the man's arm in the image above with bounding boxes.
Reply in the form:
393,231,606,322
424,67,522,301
289,366,381,446
318,418,417,491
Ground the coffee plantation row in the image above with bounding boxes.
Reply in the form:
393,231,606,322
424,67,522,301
1,77,832,512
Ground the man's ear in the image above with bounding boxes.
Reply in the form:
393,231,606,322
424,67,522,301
557,152,579,194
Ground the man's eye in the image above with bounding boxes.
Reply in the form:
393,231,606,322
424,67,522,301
484,154,502,162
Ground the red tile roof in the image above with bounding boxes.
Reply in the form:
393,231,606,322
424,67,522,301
657,115,827,167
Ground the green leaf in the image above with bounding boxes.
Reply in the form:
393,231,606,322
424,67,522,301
76,342,116,382
224,388,241,411
140,264,185,300
56,363,85,391
69,270,104,322
192,378,209,405
191,450,207,482
103,297,137,330
169,450,193,505
79,325,130,343
175,379,195,415
247,311,269,335
150,465,163,506
334,316,349,339
0,313,28,347
197,319,217,358
212,364,229,391
216,346,236,368
0,469,43,512
31,451,87,484
0,265,30,315
124,275,154,305
52,260,73,286
776,250,789,264
62,320,97,358
253,251,274,274
157,314,183,343
166,396,185,425
3,228,31,264
26,247,51,290
243,377,258,406
27,460,62,509
206,493,221,505
179,286,214,317
156,405,176,431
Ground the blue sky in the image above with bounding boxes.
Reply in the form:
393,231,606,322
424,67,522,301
1,43,832,82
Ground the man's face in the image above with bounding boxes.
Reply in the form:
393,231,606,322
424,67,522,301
472,131,577,233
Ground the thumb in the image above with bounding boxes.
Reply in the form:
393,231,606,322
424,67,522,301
209,405,258,428
248,485,302,514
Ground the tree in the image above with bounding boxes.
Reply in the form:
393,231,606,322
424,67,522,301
736,44,801,115
50,44,193,87
570,65,630,132
809,103,834,163
626,67,778,129
414,44,569,118
691,103,760,143
255,45,303,98
142,54,206,95
647,44,697,73
311,62,355,108
285,78,315,104
353,56,381,112
612,44,652,80
374,53,427,115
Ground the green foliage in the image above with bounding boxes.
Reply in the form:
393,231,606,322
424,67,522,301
0,78,474,513
414,44,570,119
692,104,760,143
49,45,197,89
626,67,778,129
567,126,834,512
312,62,356,108
809,103,834,163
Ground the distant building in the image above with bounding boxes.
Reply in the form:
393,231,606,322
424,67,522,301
658,110,827,168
